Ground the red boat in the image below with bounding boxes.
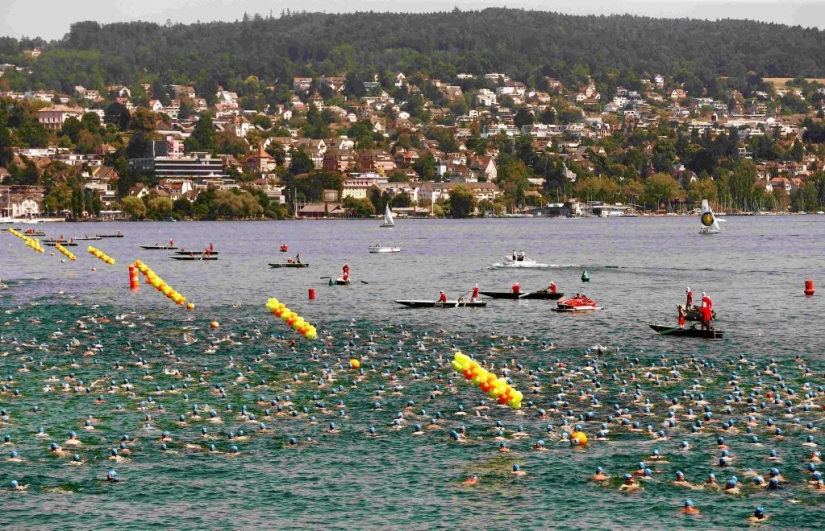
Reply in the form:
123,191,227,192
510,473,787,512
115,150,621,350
279,244,288,252
551,294,602,313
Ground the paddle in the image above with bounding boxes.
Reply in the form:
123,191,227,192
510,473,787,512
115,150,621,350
456,290,470,307
319,276,331,280
360,280,369,284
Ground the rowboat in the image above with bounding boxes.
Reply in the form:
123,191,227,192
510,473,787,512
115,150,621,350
174,250,220,255
551,295,602,313
269,263,309,268
394,299,487,308
369,244,401,253
685,305,716,321
22,230,45,236
650,324,725,339
170,256,218,261
74,236,102,241
479,290,564,300
43,241,77,247
140,245,178,250
98,234,124,238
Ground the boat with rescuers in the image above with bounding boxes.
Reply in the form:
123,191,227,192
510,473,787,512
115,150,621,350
649,324,725,339
269,263,310,268
551,295,602,312
170,255,218,261
394,299,487,308
479,290,564,300
491,257,551,269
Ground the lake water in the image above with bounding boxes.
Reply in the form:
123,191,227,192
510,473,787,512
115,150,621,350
1,216,824,529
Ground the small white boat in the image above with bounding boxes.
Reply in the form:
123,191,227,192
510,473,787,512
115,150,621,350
491,256,550,269
699,199,725,235
369,244,401,253
19,218,42,224
380,204,395,228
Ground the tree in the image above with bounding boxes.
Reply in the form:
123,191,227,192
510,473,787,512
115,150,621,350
289,150,315,176
146,196,174,220
104,101,131,131
642,173,683,211
185,113,217,153
448,184,477,218
343,196,376,217
121,196,146,219
687,177,717,206
513,108,534,129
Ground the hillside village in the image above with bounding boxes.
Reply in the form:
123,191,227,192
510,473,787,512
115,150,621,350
2,58,825,220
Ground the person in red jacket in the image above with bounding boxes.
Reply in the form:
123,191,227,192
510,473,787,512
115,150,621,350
701,292,712,312
685,287,693,308
512,283,521,295
700,302,712,330
471,284,480,302
439,290,448,304
342,264,350,282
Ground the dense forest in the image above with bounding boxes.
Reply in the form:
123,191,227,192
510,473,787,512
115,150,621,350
2,9,825,95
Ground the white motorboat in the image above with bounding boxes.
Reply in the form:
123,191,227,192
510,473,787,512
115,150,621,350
369,244,401,253
699,199,725,234
19,218,42,224
491,256,550,268
380,204,395,228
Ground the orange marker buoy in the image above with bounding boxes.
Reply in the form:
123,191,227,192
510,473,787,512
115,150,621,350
91,267,96,271
186,303,195,310
210,321,219,328
805,279,815,296
309,288,315,300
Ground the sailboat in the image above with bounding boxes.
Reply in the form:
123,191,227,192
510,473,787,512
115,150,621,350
699,199,725,235
380,204,395,228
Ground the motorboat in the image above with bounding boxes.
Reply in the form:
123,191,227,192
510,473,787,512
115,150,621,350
551,295,602,312
491,256,550,268
699,199,725,234
369,244,401,253
649,324,724,339
394,299,487,308
380,204,395,228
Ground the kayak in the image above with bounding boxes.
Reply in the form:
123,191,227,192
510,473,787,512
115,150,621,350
269,263,309,268
650,324,725,339
394,299,487,308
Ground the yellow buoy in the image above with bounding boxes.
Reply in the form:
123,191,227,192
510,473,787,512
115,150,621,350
350,359,360,369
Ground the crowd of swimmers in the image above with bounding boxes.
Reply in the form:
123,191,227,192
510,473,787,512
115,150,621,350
0,302,820,526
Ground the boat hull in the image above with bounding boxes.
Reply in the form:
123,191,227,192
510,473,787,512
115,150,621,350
394,299,487,308
98,234,124,238
551,306,602,312
140,245,178,250
649,324,724,339
480,291,564,300
369,246,401,253
175,251,220,255
170,256,218,261
269,263,309,268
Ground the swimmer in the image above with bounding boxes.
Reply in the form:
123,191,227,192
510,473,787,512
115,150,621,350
461,475,479,486
682,499,700,515
620,473,640,492
511,464,526,477
673,470,691,487
724,476,740,494
591,467,608,481
106,470,118,483
9,480,28,491
498,441,511,453
747,506,768,523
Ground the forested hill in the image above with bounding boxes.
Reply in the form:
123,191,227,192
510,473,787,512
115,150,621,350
4,9,825,94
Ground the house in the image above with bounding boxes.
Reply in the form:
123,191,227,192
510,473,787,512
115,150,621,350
320,76,346,92
417,181,501,204
0,185,43,218
245,144,277,173
323,149,357,173
394,72,406,87
359,150,396,172
293,139,327,169
231,116,252,138
468,156,498,181
293,77,313,92
670,88,687,100
148,100,165,112
298,202,346,218
37,105,84,130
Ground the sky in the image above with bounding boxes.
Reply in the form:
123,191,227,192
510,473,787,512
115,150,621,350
1,0,824,41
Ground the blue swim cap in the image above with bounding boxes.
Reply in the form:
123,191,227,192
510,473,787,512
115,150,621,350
684,499,693,507
512,464,520,471
10,480,18,488
623,473,631,480
596,467,603,473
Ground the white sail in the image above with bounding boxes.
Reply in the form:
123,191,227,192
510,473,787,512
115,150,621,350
381,204,395,227
699,199,723,234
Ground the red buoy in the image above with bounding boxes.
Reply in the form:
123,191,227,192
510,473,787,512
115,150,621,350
804,279,815,296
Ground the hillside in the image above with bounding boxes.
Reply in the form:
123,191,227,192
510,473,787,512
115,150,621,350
2,9,825,94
